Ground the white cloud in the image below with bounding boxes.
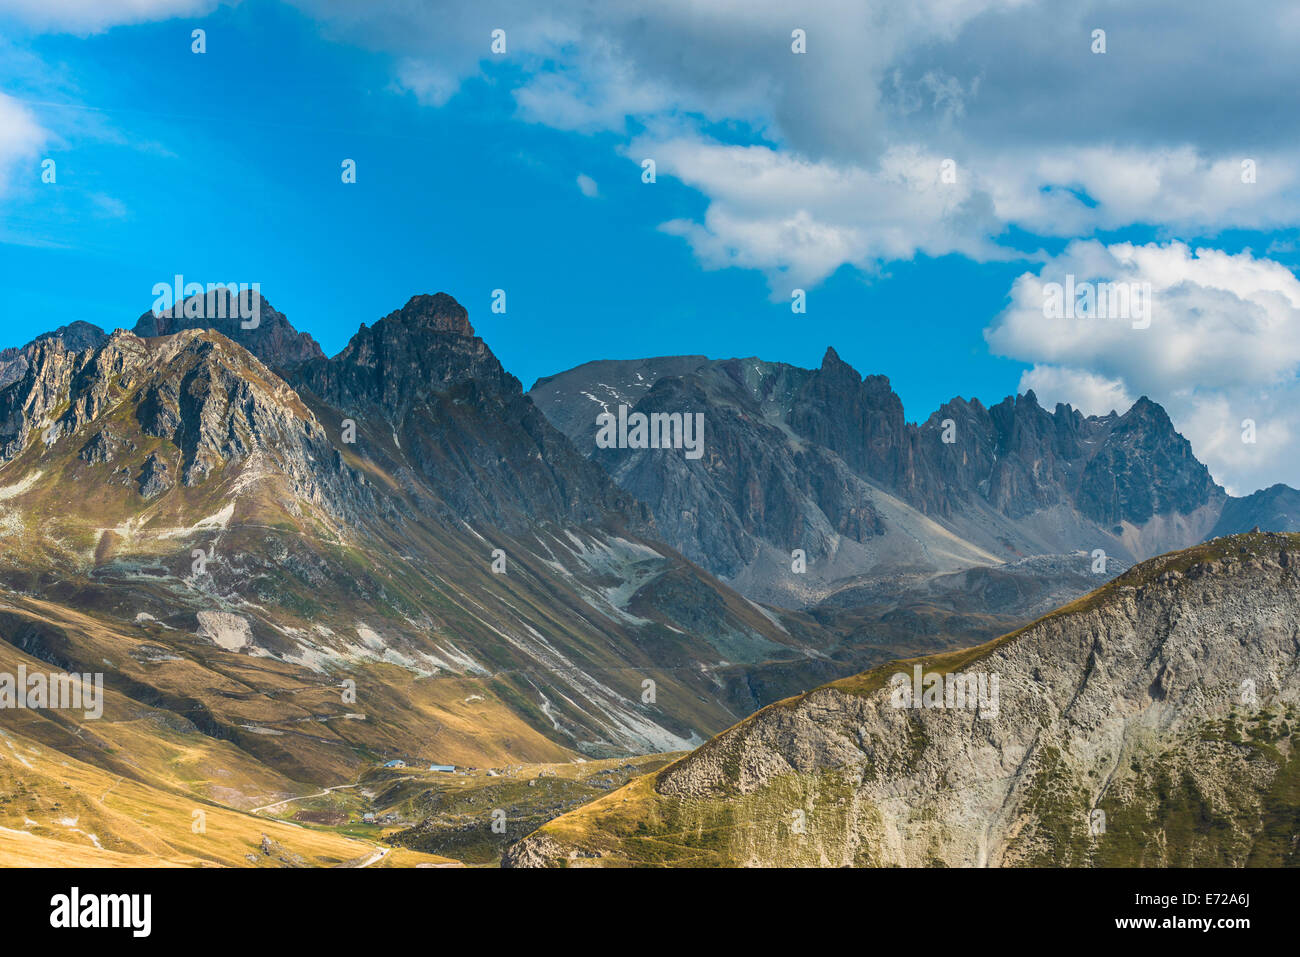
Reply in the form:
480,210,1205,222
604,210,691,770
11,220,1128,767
987,241,1300,393
643,136,1010,291
987,241,1300,494
636,136,1300,290
512,32,688,134
575,173,598,198
0,92,50,196
981,148,1300,237
1017,366,1133,418
392,58,460,107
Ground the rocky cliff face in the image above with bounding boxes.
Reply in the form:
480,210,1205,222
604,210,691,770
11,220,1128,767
0,321,109,392
506,532,1300,867
587,367,892,581
1073,396,1224,527
530,351,1270,608
291,293,651,533
0,328,355,519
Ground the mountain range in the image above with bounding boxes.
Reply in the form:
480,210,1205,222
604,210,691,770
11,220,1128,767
0,288,1295,867
529,352,1300,608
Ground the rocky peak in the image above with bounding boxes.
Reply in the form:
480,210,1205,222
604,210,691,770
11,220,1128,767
1111,395,1173,436
0,326,352,518
1077,394,1223,526
789,350,909,482
819,345,851,373
132,287,325,369
291,293,652,533
39,320,108,352
379,293,476,337
0,321,110,392
301,293,508,421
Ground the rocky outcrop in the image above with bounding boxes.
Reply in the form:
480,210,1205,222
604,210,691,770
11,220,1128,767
0,321,109,391
132,288,325,369
136,451,172,498
78,427,134,464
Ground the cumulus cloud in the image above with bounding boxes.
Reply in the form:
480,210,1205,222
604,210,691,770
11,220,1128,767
575,173,598,198
987,241,1300,393
644,137,1009,291
630,137,1300,291
987,241,1300,494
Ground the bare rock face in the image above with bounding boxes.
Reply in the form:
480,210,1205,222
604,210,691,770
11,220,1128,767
136,451,172,498
787,348,924,500
506,533,1300,867
589,367,888,580
0,328,359,513
294,292,509,422
132,288,325,370
0,321,109,392
77,427,134,464
291,293,653,533
530,349,1273,606
1074,396,1223,527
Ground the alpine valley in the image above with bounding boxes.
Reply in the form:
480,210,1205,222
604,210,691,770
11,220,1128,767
0,288,1295,868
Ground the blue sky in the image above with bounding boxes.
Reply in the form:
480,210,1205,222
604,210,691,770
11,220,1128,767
2,1,1299,495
